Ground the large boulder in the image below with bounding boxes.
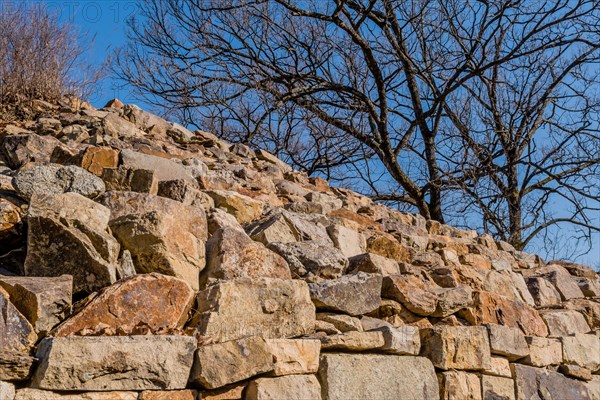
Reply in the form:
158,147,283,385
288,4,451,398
24,193,119,293
318,354,439,400
52,273,194,337
193,278,315,343
0,275,72,337
13,163,105,200
30,335,196,391
98,191,207,290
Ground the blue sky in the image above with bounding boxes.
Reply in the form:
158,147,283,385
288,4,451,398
18,0,598,267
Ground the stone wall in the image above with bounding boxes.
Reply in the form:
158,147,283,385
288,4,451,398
0,98,598,400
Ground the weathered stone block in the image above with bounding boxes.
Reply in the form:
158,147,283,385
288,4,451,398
318,354,439,400
420,326,491,371
541,309,591,337
561,334,600,372
265,339,320,376
245,374,322,400
481,375,515,400
438,371,482,400
522,336,562,367
31,336,196,391
0,275,72,337
320,331,385,351
309,273,382,316
512,363,591,400
486,324,529,361
194,278,315,343
189,336,273,389
52,273,194,336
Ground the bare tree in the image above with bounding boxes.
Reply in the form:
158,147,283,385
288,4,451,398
0,2,100,111
113,0,599,253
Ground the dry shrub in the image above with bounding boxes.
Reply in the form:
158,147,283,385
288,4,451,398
0,3,99,110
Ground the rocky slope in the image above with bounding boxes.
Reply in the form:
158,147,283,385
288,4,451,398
0,98,598,400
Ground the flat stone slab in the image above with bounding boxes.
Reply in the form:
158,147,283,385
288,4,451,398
31,335,196,391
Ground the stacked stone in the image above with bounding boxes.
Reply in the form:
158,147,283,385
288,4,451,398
0,98,598,399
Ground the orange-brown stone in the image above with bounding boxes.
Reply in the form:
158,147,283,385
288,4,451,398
366,234,411,263
461,290,548,337
80,147,119,176
52,273,194,336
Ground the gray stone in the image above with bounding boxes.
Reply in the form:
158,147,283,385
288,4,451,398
308,272,382,316
31,335,196,391
245,374,322,400
269,241,348,280
318,354,439,400
1,133,60,169
512,363,591,400
189,336,273,389
24,193,118,293
431,286,473,318
326,224,365,258
120,149,195,182
13,163,105,200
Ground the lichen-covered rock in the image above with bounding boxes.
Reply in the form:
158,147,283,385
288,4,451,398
194,278,315,343
24,193,119,293
52,273,193,336
318,354,439,400
31,335,196,391
189,336,273,389
13,163,105,200
308,272,382,316
0,275,72,337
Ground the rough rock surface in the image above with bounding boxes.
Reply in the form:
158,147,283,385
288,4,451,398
318,354,439,400
0,100,597,399
31,336,196,391
51,273,194,336
194,278,315,342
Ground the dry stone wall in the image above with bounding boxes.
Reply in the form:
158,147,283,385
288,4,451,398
0,98,598,400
